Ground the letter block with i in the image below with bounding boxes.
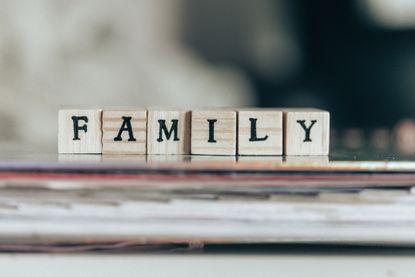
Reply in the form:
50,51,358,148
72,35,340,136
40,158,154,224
102,109,147,154
147,109,191,155
58,109,103,154
191,110,237,155
283,108,330,155
237,109,283,155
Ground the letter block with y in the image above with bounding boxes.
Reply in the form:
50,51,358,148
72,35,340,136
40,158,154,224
147,109,191,155
283,108,330,155
237,109,283,155
102,109,147,154
191,109,237,155
58,109,103,154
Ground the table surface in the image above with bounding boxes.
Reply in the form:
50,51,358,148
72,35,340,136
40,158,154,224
0,253,415,276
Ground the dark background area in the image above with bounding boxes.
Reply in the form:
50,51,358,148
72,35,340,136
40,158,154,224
2,0,415,152
183,0,415,129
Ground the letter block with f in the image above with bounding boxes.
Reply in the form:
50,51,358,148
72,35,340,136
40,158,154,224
58,108,103,154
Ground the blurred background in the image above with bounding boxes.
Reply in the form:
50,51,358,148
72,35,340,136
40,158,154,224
1,0,415,154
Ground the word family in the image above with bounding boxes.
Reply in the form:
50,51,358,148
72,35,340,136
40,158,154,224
58,108,330,156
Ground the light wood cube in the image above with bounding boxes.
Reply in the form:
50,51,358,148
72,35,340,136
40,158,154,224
147,109,191,155
283,108,330,155
102,109,147,155
58,109,102,154
237,109,283,155
191,109,237,155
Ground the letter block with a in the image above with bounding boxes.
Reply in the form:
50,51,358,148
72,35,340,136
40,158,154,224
102,109,147,154
58,109,103,154
191,109,237,155
237,109,283,155
147,109,191,155
283,108,330,156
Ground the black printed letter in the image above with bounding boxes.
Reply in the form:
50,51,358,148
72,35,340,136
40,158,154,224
72,116,88,141
249,118,268,142
207,119,217,143
297,120,317,142
157,119,179,142
114,116,136,142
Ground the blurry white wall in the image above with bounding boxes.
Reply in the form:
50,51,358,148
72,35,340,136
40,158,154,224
0,0,254,148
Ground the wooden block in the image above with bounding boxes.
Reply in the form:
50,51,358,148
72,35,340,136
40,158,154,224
58,109,102,154
283,108,330,155
147,109,191,155
102,109,147,154
237,109,283,155
191,109,237,155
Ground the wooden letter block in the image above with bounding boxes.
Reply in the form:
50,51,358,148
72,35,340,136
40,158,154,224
58,109,102,154
283,108,330,155
102,109,147,154
147,109,191,155
237,109,283,155
191,110,237,155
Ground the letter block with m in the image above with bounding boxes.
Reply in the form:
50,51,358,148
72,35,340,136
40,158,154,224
147,109,191,155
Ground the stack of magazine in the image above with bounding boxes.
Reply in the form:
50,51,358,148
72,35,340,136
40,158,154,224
0,152,415,251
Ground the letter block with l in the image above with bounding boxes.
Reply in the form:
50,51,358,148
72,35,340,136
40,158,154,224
237,109,283,155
